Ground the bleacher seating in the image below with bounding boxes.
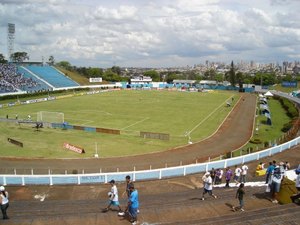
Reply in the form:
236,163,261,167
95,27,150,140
25,65,79,88
17,67,52,92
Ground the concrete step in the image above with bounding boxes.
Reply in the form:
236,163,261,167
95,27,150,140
158,203,300,225
5,186,299,225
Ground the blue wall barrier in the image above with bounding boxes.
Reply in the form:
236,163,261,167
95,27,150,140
1,136,298,186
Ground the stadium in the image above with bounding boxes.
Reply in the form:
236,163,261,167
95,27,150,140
1,17,300,225
1,60,300,224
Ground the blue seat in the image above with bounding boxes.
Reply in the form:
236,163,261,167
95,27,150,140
25,65,79,88
17,67,52,92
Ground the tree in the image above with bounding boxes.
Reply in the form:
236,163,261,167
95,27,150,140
282,74,293,82
144,70,160,82
204,68,216,80
166,72,179,83
111,66,121,76
103,69,120,82
87,67,103,78
253,72,276,86
236,71,244,89
11,52,29,62
185,70,201,80
48,55,55,65
0,53,7,63
227,61,236,87
56,61,72,70
215,73,224,83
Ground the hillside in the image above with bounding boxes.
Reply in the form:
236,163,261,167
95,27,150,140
55,66,90,85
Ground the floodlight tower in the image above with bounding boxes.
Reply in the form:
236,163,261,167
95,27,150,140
7,23,15,62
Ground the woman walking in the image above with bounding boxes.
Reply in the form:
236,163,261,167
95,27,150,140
0,186,9,220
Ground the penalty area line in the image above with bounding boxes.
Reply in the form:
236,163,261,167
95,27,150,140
121,117,150,130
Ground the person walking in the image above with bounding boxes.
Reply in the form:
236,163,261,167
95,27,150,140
123,175,134,198
103,180,122,213
290,165,300,203
240,163,249,183
265,162,275,184
215,168,223,185
296,166,300,193
232,183,245,212
233,165,242,186
201,172,217,200
122,175,140,214
225,167,233,188
270,162,285,203
122,183,139,225
0,186,9,220
210,168,216,184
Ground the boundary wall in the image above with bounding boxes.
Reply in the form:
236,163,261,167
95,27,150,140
0,137,299,186
52,123,120,135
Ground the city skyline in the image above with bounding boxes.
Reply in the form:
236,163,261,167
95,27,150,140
0,0,300,68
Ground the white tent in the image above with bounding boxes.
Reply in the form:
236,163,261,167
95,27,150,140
264,91,273,97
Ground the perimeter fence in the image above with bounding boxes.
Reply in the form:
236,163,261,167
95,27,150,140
0,136,299,186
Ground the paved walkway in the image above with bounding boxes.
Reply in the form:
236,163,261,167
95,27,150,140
5,144,300,225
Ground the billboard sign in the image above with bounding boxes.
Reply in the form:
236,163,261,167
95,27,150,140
89,77,102,83
282,81,297,88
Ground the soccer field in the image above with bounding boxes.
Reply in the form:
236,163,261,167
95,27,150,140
0,90,237,158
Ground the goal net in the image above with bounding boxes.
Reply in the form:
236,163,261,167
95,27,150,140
37,111,64,123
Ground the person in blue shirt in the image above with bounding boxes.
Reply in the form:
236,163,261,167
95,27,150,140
265,161,275,184
127,183,139,225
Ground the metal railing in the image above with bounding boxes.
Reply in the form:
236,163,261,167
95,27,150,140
1,136,299,186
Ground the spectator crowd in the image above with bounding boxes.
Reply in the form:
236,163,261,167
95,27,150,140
0,64,40,93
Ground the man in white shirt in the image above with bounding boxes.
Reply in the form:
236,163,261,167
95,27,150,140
234,165,242,185
201,172,217,200
240,164,249,183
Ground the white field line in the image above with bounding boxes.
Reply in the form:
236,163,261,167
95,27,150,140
78,110,112,115
64,118,94,126
121,117,150,130
64,110,112,115
186,96,234,136
80,120,95,126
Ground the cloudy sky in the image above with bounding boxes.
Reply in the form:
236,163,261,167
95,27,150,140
0,0,300,68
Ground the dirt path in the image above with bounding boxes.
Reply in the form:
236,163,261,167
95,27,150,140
0,93,257,174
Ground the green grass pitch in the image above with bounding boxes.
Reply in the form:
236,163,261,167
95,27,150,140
0,90,237,158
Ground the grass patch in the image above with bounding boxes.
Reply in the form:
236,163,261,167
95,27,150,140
269,83,300,93
55,66,90,85
234,97,292,156
0,90,237,158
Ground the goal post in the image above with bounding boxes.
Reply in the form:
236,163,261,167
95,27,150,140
37,111,64,123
